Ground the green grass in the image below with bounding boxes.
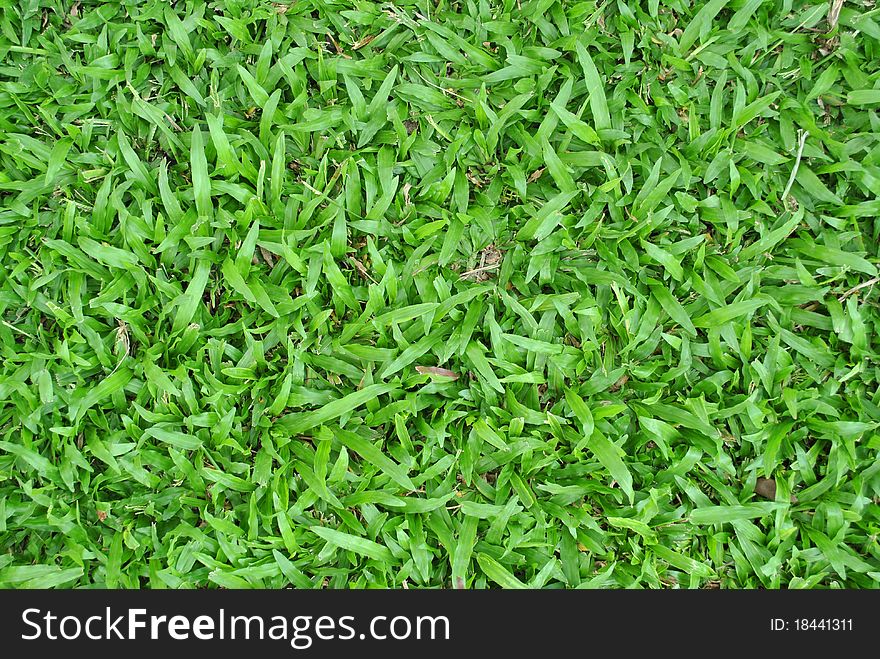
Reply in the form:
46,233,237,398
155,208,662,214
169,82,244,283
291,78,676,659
1,0,879,589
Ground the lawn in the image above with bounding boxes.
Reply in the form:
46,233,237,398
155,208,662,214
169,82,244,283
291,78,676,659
0,0,878,589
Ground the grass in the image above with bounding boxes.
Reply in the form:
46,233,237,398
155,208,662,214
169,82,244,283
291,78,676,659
0,0,879,590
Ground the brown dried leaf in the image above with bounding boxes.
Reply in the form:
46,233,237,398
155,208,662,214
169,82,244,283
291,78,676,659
755,477,777,500
460,244,503,281
259,246,276,268
828,0,845,30
466,169,485,188
352,34,376,50
480,243,502,266
609,374,629,392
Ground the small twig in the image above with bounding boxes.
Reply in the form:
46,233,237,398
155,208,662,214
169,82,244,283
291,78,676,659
2,320,34,339
348,257,377,283
782,129,808,208
164,113,182,132
414,70,471,102
458,263,500,279
838,277,879,302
